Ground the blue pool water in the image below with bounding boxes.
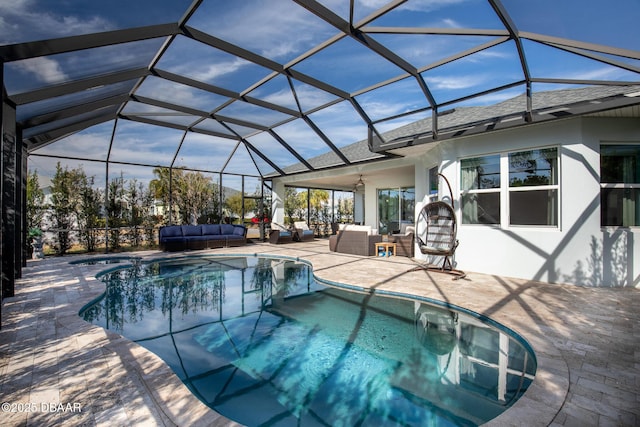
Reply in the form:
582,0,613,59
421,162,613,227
80,255,536,426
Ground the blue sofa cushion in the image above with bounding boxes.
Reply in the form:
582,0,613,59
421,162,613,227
232,226,245,236
161,226,183,238
182,225,202,236
201,224,221,235
302,230,314,236
279,231,292,237
220,224,235,235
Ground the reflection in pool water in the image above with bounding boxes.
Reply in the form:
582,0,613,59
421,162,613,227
80,256,536,426
69,256,140,266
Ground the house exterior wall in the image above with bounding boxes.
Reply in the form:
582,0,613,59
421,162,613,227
271,116,638,288
417,117,640,287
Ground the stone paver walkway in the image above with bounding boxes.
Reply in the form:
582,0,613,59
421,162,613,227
1,240,638,426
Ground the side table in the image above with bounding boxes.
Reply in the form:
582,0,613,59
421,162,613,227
375,242,397,257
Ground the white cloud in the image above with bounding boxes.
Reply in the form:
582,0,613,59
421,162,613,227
425,75,484,90
194,0,334,61
14,57,68,84
191,57,249,82
571,66,629,81
360,100,407,118
294,85,337,111
257,88,296,107
464,48,511,64
307,102,370,147
358,0,390,9
0,0,113,44
398,0,469,13
139,79,209,109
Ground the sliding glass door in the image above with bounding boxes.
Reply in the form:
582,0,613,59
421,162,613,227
378,187,415,234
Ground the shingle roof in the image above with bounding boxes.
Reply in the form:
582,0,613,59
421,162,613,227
373,84,640,153
285,84,640,173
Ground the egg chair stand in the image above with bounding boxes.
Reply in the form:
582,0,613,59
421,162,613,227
410,174,466,280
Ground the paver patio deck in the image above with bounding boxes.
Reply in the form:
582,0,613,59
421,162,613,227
1,239,638,426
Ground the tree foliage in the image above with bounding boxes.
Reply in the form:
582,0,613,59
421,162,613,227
309,189,329,220
26,169,45,233
150,167,221,224
106,173,127,249
37,163,270,253
77,175,102,252
336,196,354,223
175,170,215,224
126,179,152,247
50,163,87,254
224,192,256,223
149,167,175,206
284,187,304,224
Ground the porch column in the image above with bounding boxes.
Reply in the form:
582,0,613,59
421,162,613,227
271,180,285,225
2,101,19,298
353,190,364,225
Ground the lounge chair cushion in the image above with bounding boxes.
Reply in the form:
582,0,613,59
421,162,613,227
420,245,450,255
293,221,310,230
338,224,377,235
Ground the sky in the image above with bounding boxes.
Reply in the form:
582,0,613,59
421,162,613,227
2,0,639,188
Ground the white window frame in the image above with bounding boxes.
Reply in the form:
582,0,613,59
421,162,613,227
459,153,502,226
600,143,640,228
460,146,560,230
506,147,560,228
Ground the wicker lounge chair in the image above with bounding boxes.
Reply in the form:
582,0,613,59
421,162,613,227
269,223,294,244
293,221,315,241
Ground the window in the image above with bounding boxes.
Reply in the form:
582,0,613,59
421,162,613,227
600,144,640,226
460,148,559,227
429,166,439,195
508,148,558,226
461,155,500,224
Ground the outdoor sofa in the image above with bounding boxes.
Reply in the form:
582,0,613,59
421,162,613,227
329,224,382,256
391,224,415,257
159,224,247,251
329,223,415,257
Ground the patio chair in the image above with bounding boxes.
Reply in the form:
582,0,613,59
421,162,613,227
293,221,315,242
412,173,465,279
269,222,294,244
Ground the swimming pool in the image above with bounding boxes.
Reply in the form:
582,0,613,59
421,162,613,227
80,255,536,426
